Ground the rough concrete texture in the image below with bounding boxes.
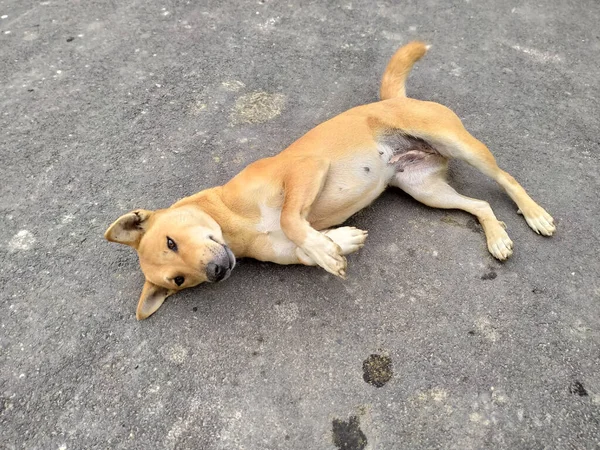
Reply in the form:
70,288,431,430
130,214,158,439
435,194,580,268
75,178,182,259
1,0,599,449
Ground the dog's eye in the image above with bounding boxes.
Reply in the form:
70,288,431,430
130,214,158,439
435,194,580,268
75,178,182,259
167,237,177,251
174,276,185,286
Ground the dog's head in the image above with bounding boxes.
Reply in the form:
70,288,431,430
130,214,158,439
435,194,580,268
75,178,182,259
104,206,236,319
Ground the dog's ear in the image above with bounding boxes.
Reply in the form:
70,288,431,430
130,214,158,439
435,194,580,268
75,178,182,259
136,280,175,320
104,209,154,248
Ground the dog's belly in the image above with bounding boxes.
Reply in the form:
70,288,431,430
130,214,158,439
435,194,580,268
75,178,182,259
250,139,432,258
308,149,395,229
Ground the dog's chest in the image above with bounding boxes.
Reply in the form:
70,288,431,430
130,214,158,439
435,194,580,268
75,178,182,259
256,203,282,233
254,203,298,261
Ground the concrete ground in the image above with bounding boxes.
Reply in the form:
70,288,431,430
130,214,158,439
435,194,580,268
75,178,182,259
1,0,599,448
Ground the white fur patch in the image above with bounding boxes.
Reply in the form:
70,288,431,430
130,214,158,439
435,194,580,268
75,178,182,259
268,230,297,259
256,203,281,233
256,204,297,259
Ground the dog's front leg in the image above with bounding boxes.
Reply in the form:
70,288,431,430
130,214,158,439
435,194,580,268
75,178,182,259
279,158,347,278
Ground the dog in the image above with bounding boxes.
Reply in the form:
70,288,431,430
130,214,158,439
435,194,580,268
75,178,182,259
105,42,555,320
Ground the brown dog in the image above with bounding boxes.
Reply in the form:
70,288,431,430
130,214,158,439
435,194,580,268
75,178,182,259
105,42,555,320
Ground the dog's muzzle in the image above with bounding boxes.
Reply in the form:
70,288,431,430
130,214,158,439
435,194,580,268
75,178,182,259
206,245,236,282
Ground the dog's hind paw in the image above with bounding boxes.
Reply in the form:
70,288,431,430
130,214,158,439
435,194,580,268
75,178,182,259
519,204,555,236
486,228,514,261
324,227,368,255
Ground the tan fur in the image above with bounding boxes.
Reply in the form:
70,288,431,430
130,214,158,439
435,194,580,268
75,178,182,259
380,41,429,100
105,42,555,319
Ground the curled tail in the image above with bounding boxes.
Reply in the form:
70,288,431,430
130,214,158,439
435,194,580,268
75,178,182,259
379,41,429,100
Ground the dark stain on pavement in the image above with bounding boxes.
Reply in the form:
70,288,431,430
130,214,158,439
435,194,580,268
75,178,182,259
362,354,393,387
481,271,497,280
440,215,481,233
466,218,481,233
569,381,588,396
332,416,367,450
440,215,462,227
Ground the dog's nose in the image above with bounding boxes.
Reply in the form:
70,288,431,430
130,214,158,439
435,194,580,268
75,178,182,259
206,261,229,282
205,244,235,282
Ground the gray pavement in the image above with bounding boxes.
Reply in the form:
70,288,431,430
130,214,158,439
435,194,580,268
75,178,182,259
1,0,600,448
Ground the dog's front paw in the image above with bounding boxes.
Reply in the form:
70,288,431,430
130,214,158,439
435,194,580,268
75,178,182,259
324,227,368,255
298,229,347,278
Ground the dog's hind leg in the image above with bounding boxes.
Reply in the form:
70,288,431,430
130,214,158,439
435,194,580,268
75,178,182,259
435,128,555,236
400,105,556,236
378,100,555,236
391,154,514,260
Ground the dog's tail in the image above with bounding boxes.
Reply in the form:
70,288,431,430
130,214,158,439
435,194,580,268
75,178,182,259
379,41,429,100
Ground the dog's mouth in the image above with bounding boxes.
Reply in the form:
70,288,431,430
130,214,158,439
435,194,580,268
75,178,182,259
225,245,236,269
220,245,236,282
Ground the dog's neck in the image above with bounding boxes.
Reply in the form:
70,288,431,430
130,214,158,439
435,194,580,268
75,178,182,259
170,187,250,255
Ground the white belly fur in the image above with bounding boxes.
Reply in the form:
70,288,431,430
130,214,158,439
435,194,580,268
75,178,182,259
309,146,395,226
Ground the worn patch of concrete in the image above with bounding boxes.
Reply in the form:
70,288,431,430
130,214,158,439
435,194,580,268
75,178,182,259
221,80,245,92
7,230,35,252
230,91,285,125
